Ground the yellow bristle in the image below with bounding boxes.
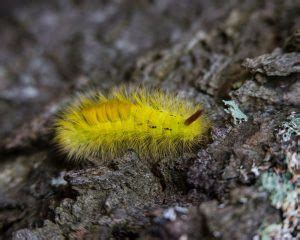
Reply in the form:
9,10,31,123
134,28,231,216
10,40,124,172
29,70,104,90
54,87,210,161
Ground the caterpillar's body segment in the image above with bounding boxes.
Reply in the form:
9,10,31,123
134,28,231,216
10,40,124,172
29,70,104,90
55,88,210,161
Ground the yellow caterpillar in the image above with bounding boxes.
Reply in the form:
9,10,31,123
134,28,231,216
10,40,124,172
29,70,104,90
54,87,210,161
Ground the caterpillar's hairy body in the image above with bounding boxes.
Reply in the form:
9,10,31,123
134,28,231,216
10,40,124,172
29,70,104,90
55,88,210,161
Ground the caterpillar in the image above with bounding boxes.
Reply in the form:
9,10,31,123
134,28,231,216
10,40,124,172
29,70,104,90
54,87,210,161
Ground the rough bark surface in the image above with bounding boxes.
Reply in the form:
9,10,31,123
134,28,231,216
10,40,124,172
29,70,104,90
0,0,299,239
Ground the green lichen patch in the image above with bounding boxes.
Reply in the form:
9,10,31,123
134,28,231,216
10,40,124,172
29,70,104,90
257,112,299,240
223,100,248,125
261,172,296,209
